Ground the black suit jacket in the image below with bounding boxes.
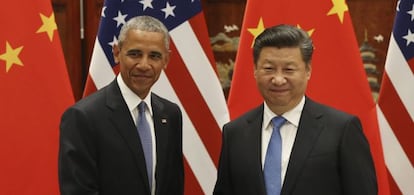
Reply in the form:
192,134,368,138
214,97,377,195
59,79,184,195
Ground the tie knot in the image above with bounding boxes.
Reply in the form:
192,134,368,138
272,116,286,130
138,102,146,114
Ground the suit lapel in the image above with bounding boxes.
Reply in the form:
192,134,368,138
245,105,268,193
151,94,169,183
105,80,151,191
282,98,324,193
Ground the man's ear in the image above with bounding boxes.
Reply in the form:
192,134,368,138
163,50,171,69
253,64,258,79
113,44,120,64
306,63,312,80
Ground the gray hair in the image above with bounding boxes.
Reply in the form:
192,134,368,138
118,15,170,49
253,24,314,68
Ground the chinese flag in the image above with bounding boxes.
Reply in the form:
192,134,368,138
0,1,74,194
228,0,390,194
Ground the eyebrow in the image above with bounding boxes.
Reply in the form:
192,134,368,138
125,49,162,56
149,51,162,56
126,49,141,54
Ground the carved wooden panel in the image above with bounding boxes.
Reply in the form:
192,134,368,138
348,0,397,100
201,0,246,98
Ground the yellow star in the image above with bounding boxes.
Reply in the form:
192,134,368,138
0,41,24,72
297,24,315,37
36,12,57,41
247,17,266,47
327,0,349,23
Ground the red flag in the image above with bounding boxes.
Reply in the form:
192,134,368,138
0,1,74,194
377,0,414,194
228,0,390,194
83,1,229,194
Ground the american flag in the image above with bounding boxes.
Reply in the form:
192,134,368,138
83,0,229,194
377,0,414,194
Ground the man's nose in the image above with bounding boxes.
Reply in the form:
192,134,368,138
136,56,151,69
271,73,287,85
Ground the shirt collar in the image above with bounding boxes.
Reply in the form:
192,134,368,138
117,74,153,116
263,96,305,129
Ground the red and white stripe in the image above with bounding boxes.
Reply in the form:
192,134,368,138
154,20,229,194
377,34,414,194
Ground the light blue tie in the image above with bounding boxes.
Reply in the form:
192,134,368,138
138,102,152,189
264,116,286,195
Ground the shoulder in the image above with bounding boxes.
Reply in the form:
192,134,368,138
304,97,361,128
72,84,112,110
63,81,119,117
305,98,356,120
151,93,179,107
151,93,181,114
224,104,263,129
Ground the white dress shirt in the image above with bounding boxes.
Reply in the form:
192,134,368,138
117,75,156,195
261,96,305,184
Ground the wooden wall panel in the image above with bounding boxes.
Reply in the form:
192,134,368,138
83,0,104,78
52,0,82,100
52,0,103,101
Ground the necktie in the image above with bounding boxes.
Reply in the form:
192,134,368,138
138,102,153,189
264,116,286,195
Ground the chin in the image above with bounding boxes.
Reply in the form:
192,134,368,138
267,99,287,107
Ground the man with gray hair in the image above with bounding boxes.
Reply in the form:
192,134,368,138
59,15,184,195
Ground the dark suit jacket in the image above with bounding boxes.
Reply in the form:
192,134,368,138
59,79,184,195
214,97,377,195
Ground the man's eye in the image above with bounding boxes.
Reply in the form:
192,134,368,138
263,67,274,72
150,54,162,60
285,68,296,72
127,52,140,57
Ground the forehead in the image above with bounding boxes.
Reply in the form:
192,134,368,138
123,29,165,44
260,46,300,54
259,47,302,60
